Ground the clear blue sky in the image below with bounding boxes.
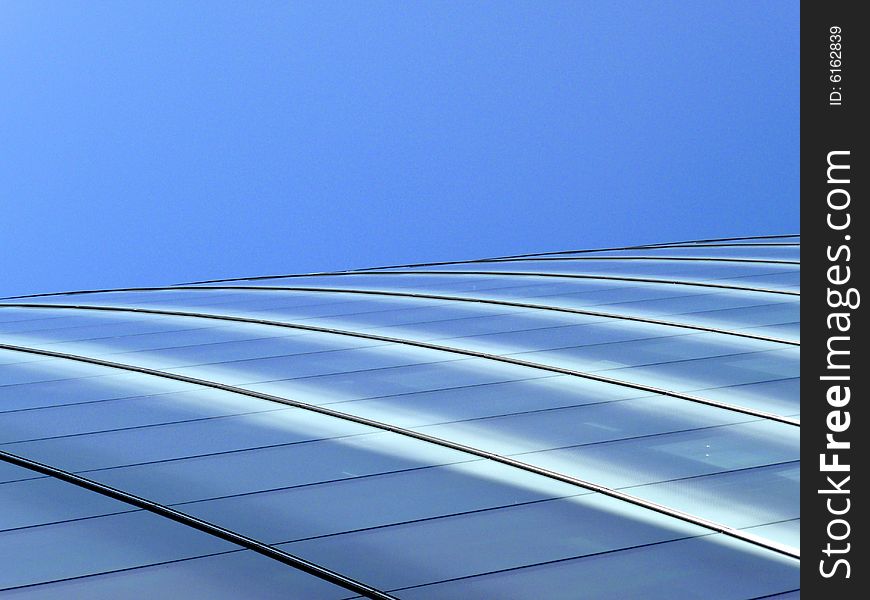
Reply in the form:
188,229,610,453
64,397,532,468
1,1,798,297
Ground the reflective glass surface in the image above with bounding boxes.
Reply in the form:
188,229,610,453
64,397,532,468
0,238,801,597
0,467,348,598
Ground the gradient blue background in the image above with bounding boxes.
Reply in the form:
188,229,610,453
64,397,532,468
1,1,799,297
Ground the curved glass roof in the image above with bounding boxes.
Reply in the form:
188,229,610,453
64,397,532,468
0,235,799,598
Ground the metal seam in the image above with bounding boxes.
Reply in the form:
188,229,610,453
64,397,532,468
482,256,799,265
0,295,799,346
0,343,798,559
1,270,800,301
0,305,799,425
0,449,398,600
178,270,802,296
173,235,800,283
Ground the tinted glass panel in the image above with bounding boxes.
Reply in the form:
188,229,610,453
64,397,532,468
0,241,802,595
282,493,710,590
0,552,351,599
0,510,232,589
397,535,799,599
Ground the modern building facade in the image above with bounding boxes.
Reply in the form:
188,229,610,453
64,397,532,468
0,235,799,598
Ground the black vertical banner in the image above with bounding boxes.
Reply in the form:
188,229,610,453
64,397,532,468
802,2,865,597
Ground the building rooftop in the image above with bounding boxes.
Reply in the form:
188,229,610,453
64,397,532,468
0,235,800,598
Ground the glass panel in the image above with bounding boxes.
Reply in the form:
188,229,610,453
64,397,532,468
0,461,36,485
0,357,114,387
411,411,798,548
0,313,103,333
50,326,306,355
0,314,207,343
0,510,233,589
413,395,747,455
742,322,800,339
365,314,635,344
11,292,794,367
1,476,133,529
1,278,801,564
280,493,706,590
516,286,794,316
10,359,797,597
1,330,798,542
5,406,373,473
80,431,472,505
387,258,798,283
721,271,801,289
524,420,797,489
555,245,800,260
396,535,799,599
602,348,799,392
244,357,542,403
166,344,465,386
690,303,800,328
180,460,586,543
0,551,351,599
0,348,57,367
625,462,800,546
491,330,775,367
698,378,800,419
0,469,351,598
256,299,482,324
97,332,387,371
742,519,800,550
615,295,797,319
164,273,792,321
319,374,644,428
0,371,194,414
0,308,71,324
1,388,291,445
303,304,524,330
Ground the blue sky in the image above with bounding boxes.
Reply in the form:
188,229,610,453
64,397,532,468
1,1,798,297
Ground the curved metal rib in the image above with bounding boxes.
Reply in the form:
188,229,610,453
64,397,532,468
370,237,801,264
562,242,800,252
0,449,398,600
1,292,799,346
335,247,801,274
483,256,800,265
0,253,800,302
172,235,801,284
0,343,799,560
636,234,799,247
0,267,798,303
0,305,799,426
175,270,800,296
